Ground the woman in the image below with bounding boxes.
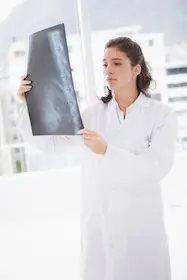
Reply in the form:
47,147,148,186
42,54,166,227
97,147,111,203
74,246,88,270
17,37,178,280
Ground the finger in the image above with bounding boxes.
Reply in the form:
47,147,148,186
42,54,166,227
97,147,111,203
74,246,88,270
19,85,32,93
78,129,90,134
17,87,31,97
78,129,87,135
21,74,29,80
79,129,96,135
77,130,83,135
84,129,95,135
21,80,32,85
83,135,94,140
83,139,92,146
82,135,92,141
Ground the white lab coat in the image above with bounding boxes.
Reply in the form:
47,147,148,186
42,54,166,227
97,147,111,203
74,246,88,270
18,93,178,280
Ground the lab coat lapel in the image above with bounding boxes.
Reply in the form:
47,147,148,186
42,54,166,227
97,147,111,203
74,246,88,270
104,94,151,146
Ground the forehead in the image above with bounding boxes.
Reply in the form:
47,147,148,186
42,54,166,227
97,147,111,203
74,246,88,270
103,47,128,61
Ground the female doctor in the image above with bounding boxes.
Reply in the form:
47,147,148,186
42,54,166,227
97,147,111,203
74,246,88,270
17,37,178,280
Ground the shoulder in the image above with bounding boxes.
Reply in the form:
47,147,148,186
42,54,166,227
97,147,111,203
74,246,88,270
145,95,177,121
145,96,178,136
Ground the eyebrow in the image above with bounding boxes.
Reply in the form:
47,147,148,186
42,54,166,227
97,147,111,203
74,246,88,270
103,58,123,62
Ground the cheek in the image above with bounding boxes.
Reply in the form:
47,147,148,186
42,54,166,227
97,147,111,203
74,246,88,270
119,69,133,83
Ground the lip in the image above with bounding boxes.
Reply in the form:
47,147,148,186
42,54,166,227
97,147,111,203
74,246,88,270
106,78,117,82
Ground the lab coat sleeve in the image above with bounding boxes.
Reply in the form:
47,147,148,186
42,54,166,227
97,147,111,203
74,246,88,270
100,109,178,186
17,104,88,155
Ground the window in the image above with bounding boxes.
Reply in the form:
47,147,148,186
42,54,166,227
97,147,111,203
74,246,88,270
176,109,187,115
167,82,187,88
13,134,18,140
167,67,187,75
182,137,187,142
181,137,187,150
168,96,187,102
14,148,20,153
11,120,16,126
0,0,87,175
148,39,154,47
14,50,25,57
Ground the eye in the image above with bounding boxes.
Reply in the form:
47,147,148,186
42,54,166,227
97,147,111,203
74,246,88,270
114,62,122,66
103,63,107,68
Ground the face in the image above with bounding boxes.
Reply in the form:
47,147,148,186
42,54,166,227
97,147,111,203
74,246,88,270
103,47,141,92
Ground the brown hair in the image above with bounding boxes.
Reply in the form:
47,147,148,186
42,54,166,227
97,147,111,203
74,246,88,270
101,37,153,103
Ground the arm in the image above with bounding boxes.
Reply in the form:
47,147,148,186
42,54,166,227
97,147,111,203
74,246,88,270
17,104,86,155
100,109,178,186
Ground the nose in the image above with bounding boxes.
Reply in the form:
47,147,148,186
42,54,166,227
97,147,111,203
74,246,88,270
104,64,113,75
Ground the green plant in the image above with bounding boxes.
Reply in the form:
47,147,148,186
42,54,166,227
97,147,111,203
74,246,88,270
16,160,22,173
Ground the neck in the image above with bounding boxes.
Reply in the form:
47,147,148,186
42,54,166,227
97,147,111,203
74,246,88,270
113,86,139,112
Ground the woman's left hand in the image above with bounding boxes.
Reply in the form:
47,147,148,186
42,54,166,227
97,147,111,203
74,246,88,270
78,129,107,155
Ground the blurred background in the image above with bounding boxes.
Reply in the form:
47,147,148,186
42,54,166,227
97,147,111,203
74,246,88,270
0,0,186,279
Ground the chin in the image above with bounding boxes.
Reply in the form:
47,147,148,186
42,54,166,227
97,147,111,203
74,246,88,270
108,84,118,92
106,83,114,90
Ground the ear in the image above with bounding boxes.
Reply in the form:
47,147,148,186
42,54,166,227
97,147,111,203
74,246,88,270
134,64,141,76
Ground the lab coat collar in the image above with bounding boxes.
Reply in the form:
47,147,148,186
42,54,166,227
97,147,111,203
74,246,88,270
109,92,150,114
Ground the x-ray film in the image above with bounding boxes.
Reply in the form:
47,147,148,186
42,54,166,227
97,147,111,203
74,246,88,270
26,23,84,135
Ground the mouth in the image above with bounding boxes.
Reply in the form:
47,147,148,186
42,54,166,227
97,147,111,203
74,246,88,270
106,77,117,82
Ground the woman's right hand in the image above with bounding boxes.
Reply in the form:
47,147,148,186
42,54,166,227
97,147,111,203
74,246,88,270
17,75,32,103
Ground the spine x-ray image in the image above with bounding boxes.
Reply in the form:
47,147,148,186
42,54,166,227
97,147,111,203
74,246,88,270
26,23,84,135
